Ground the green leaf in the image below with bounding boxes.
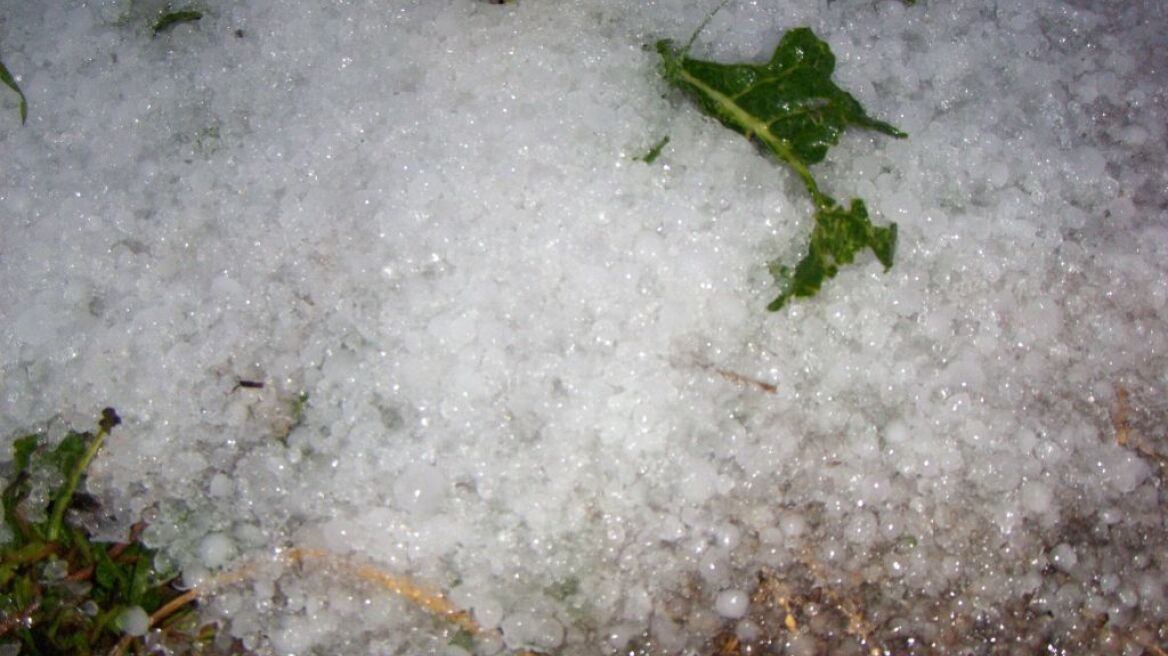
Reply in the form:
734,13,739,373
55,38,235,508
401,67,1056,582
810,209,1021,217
94,548,122,592
656,26,906,310
545,575,580,601
0,58,28,125
658,29,904,169
47,433,90,482
152,9,203,36
634,136,670,164
3,436,39,540
449,628,475,651
767,197,896,311
128,549,152,606
12,434,41,474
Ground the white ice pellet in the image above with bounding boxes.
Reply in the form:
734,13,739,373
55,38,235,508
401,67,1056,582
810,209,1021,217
624,586,653,622
269,618,315,655
208,472,233,497
714,524,742,550
678,460,718,505
1099,573,1120,593
392,462,448,516
117,606,150,637
698,552,730,586
854,473,891,505
606,624,641,651
778,512,806,539
1050,543,1078,573
1020,481,1054,515
759,527,784,545
197,532,237,569
1102,450,1151,494
883,419,910,444
844,511,878,546
714,589,749,619
1117,585,1140,608
735,619,762,641
784,632,819,656
473,596,504,629
500,612,564,652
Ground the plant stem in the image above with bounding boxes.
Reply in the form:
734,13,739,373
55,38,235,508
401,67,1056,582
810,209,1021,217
46,426,110,542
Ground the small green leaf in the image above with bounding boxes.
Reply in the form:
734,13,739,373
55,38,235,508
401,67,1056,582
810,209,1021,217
5,435,42,539
94,549,121,592
657,26,906,311
545,575,580,601
0,58,28,125
152,9,203,36
12,434,41,475
449,628,476,650
292,392,309,423
129,550,152,606
767,197,896,311
47,433,90,481
634,136,670,164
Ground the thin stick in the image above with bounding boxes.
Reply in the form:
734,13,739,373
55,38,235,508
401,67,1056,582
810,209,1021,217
108,546,488,656
1112,383,1130,447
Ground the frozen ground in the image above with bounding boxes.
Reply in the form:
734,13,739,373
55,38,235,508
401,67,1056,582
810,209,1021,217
2,0,1167,654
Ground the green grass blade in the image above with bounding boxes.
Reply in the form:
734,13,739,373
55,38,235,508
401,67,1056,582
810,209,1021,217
152,9,204,36
634,136,670,164
0,58,28,124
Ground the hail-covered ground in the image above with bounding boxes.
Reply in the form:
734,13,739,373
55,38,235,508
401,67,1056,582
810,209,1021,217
2,0,1166,653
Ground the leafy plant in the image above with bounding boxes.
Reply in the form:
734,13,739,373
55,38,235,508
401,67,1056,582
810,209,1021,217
0,409,215,655
0,58,27,124
656,21,906,311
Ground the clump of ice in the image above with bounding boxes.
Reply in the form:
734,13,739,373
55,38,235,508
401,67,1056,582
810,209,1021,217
197,532,236,569
117,605,150,637
714,589,749,619
500,612,564,652
2,0,1166,653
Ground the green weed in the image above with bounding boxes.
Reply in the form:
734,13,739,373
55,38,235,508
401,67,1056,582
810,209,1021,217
0,409,224,655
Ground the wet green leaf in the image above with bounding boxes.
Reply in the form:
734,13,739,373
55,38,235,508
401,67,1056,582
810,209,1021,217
634,136,670,164
657,26,906,311
129,549,153,606
152,9,203,36
4,436,41,539
545,575,580,601
47,432,90,481
449,628,476,650
94,548,120,592
0,58,28,124
12,434,41,474
767,197,896,311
